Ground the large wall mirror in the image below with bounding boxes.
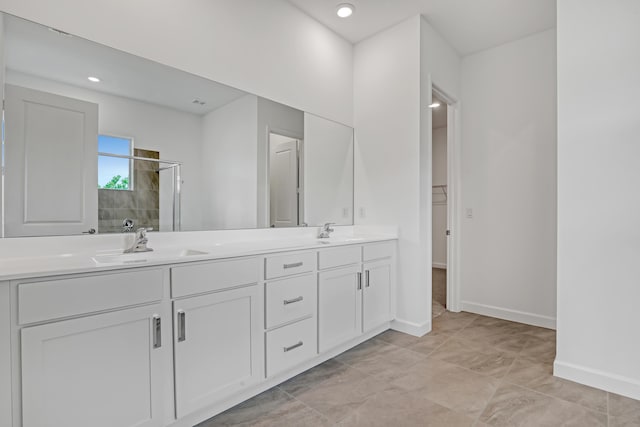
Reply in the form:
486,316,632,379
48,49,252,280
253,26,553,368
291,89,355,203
0,12,354,237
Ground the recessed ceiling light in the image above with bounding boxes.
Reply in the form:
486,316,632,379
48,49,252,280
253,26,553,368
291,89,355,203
336,3,355,18
87,76,101,83
428,102,441,108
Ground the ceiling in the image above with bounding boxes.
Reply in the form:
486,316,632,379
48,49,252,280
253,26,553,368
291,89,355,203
287,0,556,55
3,14,247,115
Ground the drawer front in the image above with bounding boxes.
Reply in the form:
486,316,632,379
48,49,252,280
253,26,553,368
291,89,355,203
18,268,164,325
363,241,395,262
171,257,260,298
265,252,316,279
318,245,361,270
266,317,316,377
265,274,316,329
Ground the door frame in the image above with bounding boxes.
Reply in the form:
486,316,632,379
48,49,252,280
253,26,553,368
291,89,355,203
432,83,462,312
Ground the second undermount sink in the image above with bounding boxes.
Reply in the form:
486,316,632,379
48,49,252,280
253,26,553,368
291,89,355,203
92,249,209,265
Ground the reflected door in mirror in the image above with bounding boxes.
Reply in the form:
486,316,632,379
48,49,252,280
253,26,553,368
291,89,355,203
269,134,301,228
4,84,98,237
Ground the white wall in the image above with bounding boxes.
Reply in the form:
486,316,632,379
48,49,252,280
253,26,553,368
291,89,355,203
555,0,640,400
303,113,354,227
0,15,4,238
432,126,447,268
201,94,258,230
459,29,557,328
355,16,460,335
354,16,422,333
6,71,205,231
0,0,353,126
256,98,304,228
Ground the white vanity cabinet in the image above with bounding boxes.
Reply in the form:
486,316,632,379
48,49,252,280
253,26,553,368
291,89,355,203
362,242,394,332
170,258,263,418
318,242,395,352
2,237,396,427
264,252,318,378
21,304,166,427
318,264,362,353
16,268,167,427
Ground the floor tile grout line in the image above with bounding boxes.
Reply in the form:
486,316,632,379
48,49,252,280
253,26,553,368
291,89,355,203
507,381,609,418
277,385,338,425
607,391,610,427
469,344,519,427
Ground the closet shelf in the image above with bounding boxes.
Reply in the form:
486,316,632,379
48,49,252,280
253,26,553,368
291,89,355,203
432,185,447,204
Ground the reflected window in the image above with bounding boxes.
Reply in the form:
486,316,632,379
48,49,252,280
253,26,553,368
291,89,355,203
98,135,133,190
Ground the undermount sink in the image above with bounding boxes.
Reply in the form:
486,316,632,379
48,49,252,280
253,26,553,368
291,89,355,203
92,249,209,265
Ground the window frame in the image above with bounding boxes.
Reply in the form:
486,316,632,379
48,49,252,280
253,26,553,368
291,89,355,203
97,133,135,191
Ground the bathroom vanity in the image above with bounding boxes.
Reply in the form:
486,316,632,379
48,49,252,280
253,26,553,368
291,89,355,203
0,233,396,427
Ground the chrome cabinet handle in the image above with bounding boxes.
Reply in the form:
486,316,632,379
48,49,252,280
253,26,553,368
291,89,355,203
153,315,161,349
283,341,303,352
177,310,186,342
284,296,304,305
357,272,362,290
283,262,303,269
365,270,370,288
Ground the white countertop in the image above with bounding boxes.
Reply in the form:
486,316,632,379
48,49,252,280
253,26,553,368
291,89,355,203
0,232,396,281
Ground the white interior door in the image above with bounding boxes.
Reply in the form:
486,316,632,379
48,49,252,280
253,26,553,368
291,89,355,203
4,84,98,237
269,134,299,227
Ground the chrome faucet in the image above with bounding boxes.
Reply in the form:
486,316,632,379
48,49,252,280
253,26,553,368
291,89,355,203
124,228,154,253
318,222,335,239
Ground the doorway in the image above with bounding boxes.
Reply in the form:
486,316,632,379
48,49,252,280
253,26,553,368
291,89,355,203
268,132,303,227
430,84,460,319
431,91,448,318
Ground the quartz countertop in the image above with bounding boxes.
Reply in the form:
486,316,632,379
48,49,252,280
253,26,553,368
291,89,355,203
0,233,396,281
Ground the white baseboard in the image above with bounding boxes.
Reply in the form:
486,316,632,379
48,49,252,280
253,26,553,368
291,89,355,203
432,262,447,269
554,360,640,401
391,318,431,337
461,301,556,329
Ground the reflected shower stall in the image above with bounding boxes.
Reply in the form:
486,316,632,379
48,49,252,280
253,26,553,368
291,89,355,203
97,151,182,233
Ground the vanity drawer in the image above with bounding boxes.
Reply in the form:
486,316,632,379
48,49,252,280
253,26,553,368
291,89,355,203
363,241,395,262
265,252,316,279
266,316,316,377
18,268,164,325
318,245,361,270
265,274,316,329
171,257,260,298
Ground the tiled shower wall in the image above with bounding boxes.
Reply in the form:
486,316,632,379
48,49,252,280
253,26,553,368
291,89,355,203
98,149,160,233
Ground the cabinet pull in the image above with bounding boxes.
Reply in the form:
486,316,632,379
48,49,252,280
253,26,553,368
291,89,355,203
153,315,161,349
283,341,303,352
283,262,303,269
177,310,186,342
357,272,362,290
283,296,304,305
365,270,370,288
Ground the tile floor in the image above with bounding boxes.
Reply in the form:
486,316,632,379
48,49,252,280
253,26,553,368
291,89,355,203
432,268,447,308
198,312,640,426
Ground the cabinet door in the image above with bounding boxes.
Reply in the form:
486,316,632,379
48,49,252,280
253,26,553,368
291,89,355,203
318,265,362,353
363,260,392,332
173,285,263,418
21,304,165,427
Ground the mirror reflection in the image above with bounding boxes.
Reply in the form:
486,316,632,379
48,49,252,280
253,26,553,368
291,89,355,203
0,13,354,237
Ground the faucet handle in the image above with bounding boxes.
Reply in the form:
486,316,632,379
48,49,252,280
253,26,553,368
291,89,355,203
135,227,153,237
323,222,335,230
